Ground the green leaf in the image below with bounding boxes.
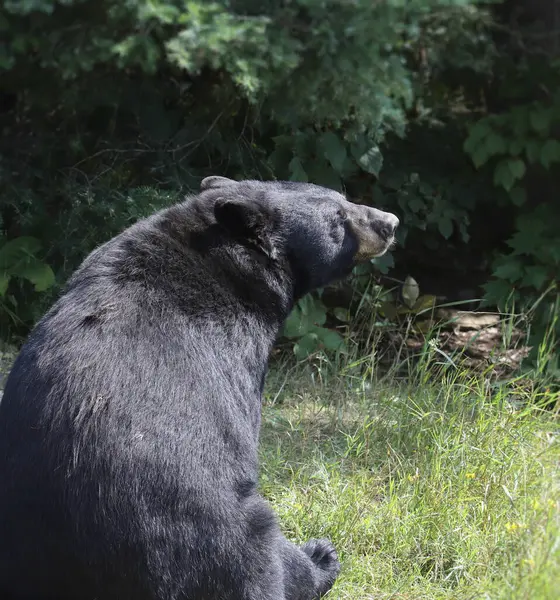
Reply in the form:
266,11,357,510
525,140,541,164
306,160,342,191
295,295,327,328
549,243,560,263
493,259,523,282
293,333,319,359
358,145,383,178
509,187,527,207
493,159,524,191
318,328,345,352
311,305,327,327
412,294,437,313
16,259,55,292
508,229,540,256
463,135,477,156
418,182,434,196
0,236,42,271
508,158,526,180
0,236,55,293
471,143,489,169
372,252,394,274
348,133,369,163
438,217,453,239
333,308,349,322
352,263,370,277
408,195,425,214
0,273,9,297
288,157,308,182
522,266,549,290
508,139,524,156
380,170,406,190
539,139,560,169
380,301,398,321
283,306,304,338
319,132,347,173
298,295,313,316
530,109,551,135
284,301,321,338
484,132,507,157
483,278,516,308
464,121,490,154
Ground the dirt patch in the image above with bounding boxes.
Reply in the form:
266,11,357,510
404,309,530,373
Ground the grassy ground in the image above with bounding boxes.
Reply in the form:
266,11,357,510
260,365,560,599
1,342,558,598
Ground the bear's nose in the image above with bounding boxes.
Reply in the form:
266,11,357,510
375,214,399,240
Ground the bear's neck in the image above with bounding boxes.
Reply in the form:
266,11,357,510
134,204,298,349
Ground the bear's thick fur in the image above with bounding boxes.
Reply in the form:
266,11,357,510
0,177,398,600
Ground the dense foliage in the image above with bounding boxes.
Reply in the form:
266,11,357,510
0,0,558,376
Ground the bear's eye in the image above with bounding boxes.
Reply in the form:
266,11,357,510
337,208,348,222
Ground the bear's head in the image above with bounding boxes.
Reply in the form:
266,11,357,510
199,176,399,298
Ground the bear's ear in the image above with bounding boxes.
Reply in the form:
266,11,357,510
214,198,278,260
201,176,235,191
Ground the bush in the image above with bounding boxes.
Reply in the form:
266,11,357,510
1,0,558,380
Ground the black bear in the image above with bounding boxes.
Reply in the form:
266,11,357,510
0,177,399,600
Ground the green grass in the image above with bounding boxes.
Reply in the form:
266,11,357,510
1,336,558,599
260,367,560,599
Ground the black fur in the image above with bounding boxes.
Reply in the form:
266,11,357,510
0,178,398,600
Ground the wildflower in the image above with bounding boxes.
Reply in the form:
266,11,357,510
465,472,476,479
505,522,525,533
532,499,541,510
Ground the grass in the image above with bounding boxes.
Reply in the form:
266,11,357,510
260,365,560,599
1,326,558,599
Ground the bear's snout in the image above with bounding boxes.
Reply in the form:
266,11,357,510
345,203,399,260
373,212,400,241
